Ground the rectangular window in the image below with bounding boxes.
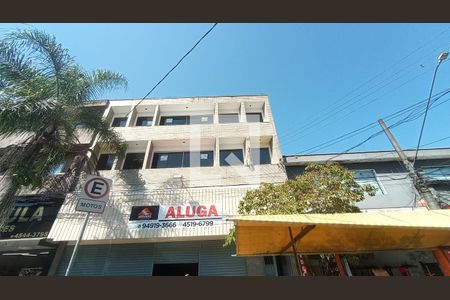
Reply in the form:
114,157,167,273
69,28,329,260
111,117,127,127
122,153,145,170
160,116,188,126
421,166,450,180
219,114,239,124
189,115,213,125
354,170,384,195
251,148,271,165
152,151,214,169
220,149,244,166
246,113,263,123
135,116,153,126
97,154,116,170
152,152,183,168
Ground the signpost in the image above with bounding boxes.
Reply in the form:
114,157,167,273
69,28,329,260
64,175,112,276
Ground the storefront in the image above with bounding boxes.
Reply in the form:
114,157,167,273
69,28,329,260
0,195,64,276
48,186,266,276
229,210,450,276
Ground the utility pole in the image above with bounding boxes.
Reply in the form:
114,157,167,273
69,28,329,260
378,119,440,210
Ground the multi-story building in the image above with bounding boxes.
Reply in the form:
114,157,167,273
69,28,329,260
284,148,450,276
46,95,288,276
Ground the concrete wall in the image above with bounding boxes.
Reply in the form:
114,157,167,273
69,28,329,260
285,159,450,210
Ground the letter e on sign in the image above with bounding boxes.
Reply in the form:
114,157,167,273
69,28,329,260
80,175,112,203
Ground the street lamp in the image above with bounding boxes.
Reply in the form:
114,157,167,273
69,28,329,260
412,51,449,167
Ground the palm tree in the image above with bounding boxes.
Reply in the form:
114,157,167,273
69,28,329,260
0,29,127,226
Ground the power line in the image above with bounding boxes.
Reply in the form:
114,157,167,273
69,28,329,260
278,27,450,141
412,54,449,167
125,23,218,117
295,89,449,154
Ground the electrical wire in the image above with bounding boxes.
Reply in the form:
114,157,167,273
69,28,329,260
278,28,450,142
124,23,218,117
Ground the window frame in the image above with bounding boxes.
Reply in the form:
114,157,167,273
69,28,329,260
353,169,386,195
159,116,188,126
420,165,450,181
111,117,128,128
97,153,116,171
246,112,264,123
122,152,146,170
250,147,272,165
218,113,240,124
135,116,153,127
219,149,245,166
151,151,214,169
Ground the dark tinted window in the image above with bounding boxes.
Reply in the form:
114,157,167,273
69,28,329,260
111,117,127,127
251,148,271,165
123,153,145,170
220,149,244,166
219,114,239,124
152,151,214,168
152,152,183,168
136,116,153,126
189,115,213,125
246,113,263,123
97,154,116,170
160,116,188,126
183,151,214,167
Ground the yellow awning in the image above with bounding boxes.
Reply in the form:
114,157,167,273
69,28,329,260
229,210,450,256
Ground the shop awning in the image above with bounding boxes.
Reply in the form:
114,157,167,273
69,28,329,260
228,210,450,256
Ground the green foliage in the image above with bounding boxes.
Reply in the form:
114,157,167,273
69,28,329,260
0,29,127,196
239,163,376,215
224,163,376,247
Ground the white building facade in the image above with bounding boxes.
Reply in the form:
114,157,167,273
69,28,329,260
47,95,289,276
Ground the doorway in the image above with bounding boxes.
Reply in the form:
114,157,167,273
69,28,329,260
152,263,199,276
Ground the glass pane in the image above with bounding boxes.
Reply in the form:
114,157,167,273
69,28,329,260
152,152,183,168
111,117,127,127
251,148,271,165
97,154,116,170
184,151,214,167
136,117,153,126
246,113,263,123
422,167,450,180
220,149,244,166
218,114,239,124
160,116,188,126
353,170,383,195
123,153,145,170
189,115,213,125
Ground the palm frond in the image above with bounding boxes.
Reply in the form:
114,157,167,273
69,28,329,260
6,30,73,80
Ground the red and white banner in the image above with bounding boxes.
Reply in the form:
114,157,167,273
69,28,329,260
128,204,222,230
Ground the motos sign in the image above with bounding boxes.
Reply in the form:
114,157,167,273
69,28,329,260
129,204,222,230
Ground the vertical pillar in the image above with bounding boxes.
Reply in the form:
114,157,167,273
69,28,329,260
433,248,450,276
152,105,160,126
240,102,247,123
126,105,136,127
213,102,219,124
214,137,220,167
142,140,152,170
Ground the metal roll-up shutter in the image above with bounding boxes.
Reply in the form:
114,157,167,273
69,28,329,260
56,243,155,276
152,241,200,264
199,240,247,276
56,244,109,276
103,243,154,276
